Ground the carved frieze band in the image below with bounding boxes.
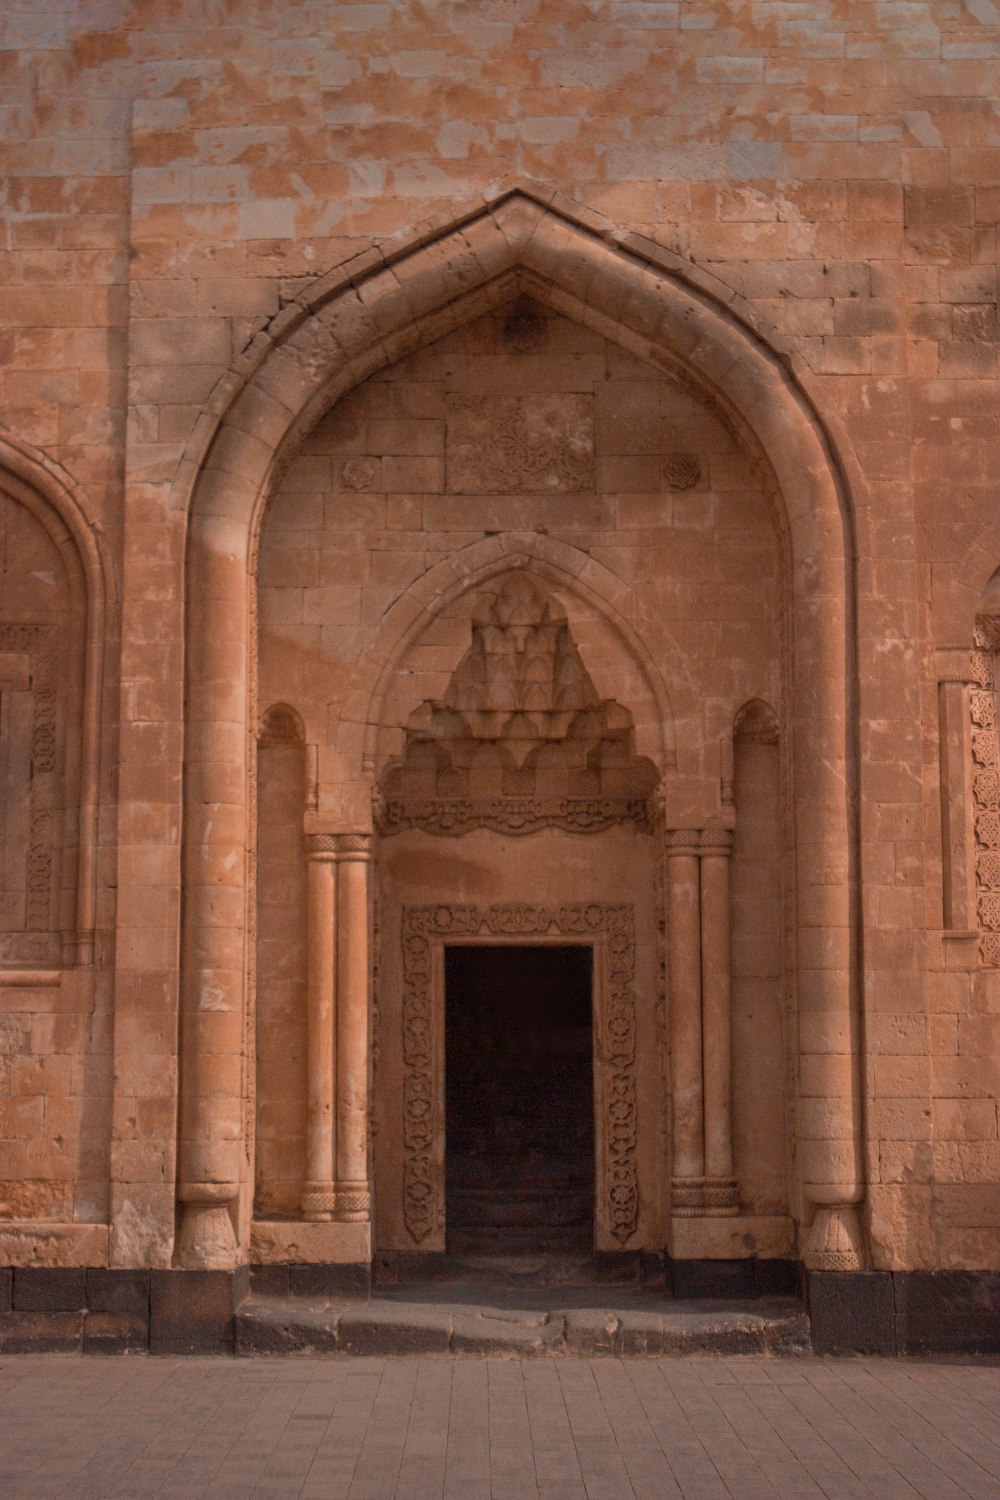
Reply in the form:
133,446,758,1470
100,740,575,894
305,832,374,858
400,902,639,1248
381,796,652,838
971,628,1000,966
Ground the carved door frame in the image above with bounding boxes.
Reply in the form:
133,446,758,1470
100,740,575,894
399,902,639,1252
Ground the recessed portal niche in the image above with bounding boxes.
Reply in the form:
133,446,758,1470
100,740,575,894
445,944,594,1254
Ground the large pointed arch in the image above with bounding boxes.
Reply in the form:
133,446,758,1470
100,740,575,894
175,185,864,1272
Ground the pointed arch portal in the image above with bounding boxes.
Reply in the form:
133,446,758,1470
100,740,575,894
175,187,864,1276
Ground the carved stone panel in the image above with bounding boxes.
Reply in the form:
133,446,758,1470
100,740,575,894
971,629,1000,967
400,902,639,1250
380,572,658,836
446,394,595,493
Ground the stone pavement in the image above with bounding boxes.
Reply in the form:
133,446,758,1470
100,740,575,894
1,1354,998,1500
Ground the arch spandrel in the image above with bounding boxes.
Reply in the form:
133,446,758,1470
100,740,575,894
177,186,863,1273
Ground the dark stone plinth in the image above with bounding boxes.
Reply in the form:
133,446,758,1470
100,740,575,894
0,1268,11,1313
83,1311,149,1354
668,1258,754,1300
249,1263,289,1298
895,1270,1000,1355
86,1268,150,1318
288,1262,370,1299
13,1267,87,1312
150,1267,249,1354
753,1259,800,1299
0,1310,84,1352
808,1270,895,1355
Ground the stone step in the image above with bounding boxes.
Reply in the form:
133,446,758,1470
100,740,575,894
446,1225,594,1254
236,1290,810,1358
376,1250,651,1287
448,1185,592,1227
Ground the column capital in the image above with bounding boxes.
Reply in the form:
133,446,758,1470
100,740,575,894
305,832,339,858
699,828,734,856
664,827,701,856
304,831,374,860
336,832,373,861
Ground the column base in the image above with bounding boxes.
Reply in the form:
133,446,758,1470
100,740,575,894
333,1181,371,1223
671,1176,739,1216
802,1204,866,1270
301,1183,337,1222
174,1188,240,1270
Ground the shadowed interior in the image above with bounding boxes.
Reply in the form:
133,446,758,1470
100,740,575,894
445,944,594,1255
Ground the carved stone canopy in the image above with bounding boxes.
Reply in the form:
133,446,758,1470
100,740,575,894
379,571,658,836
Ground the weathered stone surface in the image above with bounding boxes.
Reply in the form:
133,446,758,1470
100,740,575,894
150,1269,248,1355
809,1271,896,1356
0,2,998,1348
86,1269,150,1318
0,1311,83,1353
13,1267,87,1312
82,1311,149,1355
338,1303,452,1356
894,1270,1000,1356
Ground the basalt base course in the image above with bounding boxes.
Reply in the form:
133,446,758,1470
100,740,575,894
2,1266,999,1357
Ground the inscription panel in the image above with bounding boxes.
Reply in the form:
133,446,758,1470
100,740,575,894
446,393,595,493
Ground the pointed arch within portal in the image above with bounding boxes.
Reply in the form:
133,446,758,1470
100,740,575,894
175,187,863,1276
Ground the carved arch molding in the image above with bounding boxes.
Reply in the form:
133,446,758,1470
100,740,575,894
401,902,638,1249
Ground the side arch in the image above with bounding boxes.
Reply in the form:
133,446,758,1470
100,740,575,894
176,186,863,1272
0,428,110,964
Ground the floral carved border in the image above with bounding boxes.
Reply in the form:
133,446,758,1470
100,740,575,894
382,796,651,838
400,901,639,1247
972,622,1000,966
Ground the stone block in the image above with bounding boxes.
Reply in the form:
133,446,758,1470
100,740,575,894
563,1308,619,1354
249,1263,289,1298
752,1259,801,1299
338,1303,451,1354
669,1258,754,1300
287,1262,370,1299
808,1271,896,1355
86,1268,150,1317
894,1270,1000,1355
0,1268,11,1313
83,1311,149,1354
13,1267,87,1312
0,1311,84,1352
150,1268,249,1354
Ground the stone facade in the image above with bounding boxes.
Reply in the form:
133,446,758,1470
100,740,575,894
1,1,999,1352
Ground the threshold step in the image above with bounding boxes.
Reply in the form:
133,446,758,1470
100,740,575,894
235,1288,809,1358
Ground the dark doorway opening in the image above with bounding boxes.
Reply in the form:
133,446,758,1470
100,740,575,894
445,944,594,1254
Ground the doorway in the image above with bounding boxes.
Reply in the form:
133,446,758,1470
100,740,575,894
445,944,594,1254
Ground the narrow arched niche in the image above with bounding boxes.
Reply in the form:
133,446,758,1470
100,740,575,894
254,703,308,1217
0,476,85,965
730,698,789,1216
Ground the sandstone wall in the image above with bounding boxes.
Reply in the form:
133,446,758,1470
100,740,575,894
0,1,997,1272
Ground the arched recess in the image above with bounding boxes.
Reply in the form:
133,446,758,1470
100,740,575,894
0,429,108,965
175,186,863,1274
340,533,676,785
